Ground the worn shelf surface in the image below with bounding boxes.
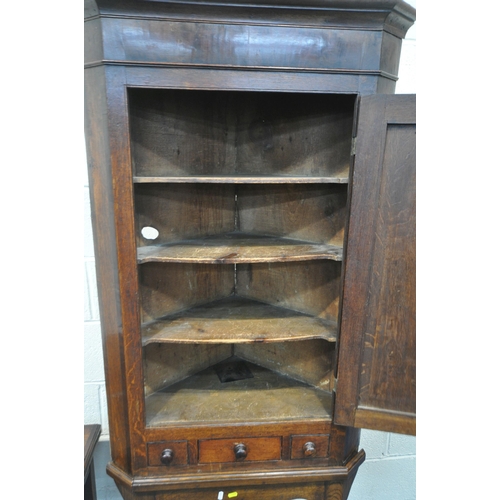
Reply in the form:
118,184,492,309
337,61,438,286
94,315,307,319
133,175,348,184
142,296,337,345
145,358,333,427
137,233,343,264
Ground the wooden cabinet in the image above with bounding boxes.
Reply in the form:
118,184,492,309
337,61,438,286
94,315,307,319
84,1,416,498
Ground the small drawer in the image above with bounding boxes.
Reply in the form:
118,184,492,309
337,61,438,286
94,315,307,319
147,440,188,466
198,437,281,464
290,435,330,459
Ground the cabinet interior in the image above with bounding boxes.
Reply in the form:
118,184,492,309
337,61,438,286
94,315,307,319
128,87,357,427
130,88,355,180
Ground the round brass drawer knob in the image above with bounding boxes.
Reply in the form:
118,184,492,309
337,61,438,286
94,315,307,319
160,448,174,465
234,443,248,460
303,441,317,457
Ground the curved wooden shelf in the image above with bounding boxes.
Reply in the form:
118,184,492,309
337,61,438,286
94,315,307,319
137,234,343,264
142,296,337,345
145,357,333,426
133,175,349,184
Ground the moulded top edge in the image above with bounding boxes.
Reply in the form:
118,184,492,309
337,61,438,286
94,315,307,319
141,0,415,12
85,0,416,23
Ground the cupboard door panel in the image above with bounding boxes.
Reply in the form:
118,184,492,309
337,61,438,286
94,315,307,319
335,94,415,435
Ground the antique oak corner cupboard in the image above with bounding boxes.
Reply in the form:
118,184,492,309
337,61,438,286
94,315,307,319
84,0,416,498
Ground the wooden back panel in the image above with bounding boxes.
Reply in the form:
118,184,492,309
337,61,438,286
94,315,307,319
237,261,342,321
237,184,348,245
129,89,355,178
134,184,236,247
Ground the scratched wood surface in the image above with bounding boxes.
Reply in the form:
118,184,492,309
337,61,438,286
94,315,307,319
134,183,236,248
140,261,340,335
145,358,333,426
129,88,355,179
335,94,416,435
237,184,348,246
143,343,232,396
142,296,337,345
138,234,343,264
357,120,416,414
238,261,342,322
134,184,348,248
236,339,335,392
84,0,416,493
133,175,348,183
139,262,234,323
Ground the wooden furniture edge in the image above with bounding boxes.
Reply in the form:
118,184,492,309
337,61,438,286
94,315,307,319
107,450,366,492
354,408,416,436
85,424,102,475
84,0,416,28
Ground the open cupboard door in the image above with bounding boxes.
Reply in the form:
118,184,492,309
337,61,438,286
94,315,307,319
334,94,416,436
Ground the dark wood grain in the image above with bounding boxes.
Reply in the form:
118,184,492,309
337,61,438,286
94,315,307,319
84,424,101,474
106,450,366,496
137,235,343,264
133,175,349,183
199,437,282,463
84,424,101,500
142,296,337,344
85,0,416,40
84,0,415,497
143,420,333,444
104,65,150,470
85,0,416,86
139,262,234,323
236,339,336,391
102,18,381,71
358,121,415,413
237,261,343,321
143,342,231,396
237,184,348,247
145,358,333,426
335,94,415,435
134,184,236,248
125,65,394,97
84,65,132,473
139,259,341,341
129,89,355,179
135,183,349,249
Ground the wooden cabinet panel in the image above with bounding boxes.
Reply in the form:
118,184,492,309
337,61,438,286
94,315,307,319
335,94,416,435
199,437,282,464
155,482,325,500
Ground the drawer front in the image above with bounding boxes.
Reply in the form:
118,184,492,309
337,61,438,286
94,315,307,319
198,437,281,463
147,441,188,466
155,482,325,500
290,435,330,460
